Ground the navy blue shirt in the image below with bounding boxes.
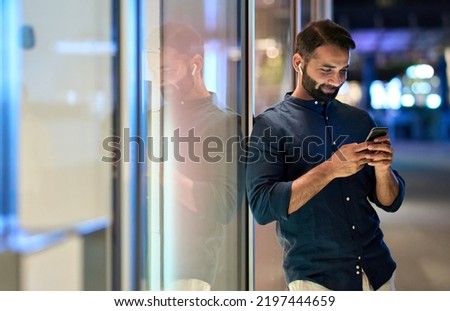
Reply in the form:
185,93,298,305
246,93,406,290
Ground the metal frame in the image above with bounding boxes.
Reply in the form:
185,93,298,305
244,0,255,291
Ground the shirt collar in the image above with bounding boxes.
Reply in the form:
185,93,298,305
284,92,334,113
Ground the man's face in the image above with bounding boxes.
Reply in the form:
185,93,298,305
301,45,350,101
159,47,194,101
302,65,341,101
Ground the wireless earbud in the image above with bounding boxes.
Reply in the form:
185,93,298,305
298,63,303,75
191,64,197,76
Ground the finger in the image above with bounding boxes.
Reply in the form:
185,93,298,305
355,142,370,152
368,151,392,163
367,159,391,166
366,150,392,160
367,143,392,154
375,151,391,158
373,135,391,144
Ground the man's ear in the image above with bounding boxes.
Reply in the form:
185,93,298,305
292,53,303,73
191,54,203,75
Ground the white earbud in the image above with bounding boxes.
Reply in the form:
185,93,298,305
298,63,303,75
191,64,197,76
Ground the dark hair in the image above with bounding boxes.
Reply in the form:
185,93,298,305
294,19,355,62
160,22,204,57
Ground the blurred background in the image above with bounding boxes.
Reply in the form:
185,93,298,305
254,0,450,291
1,0,449,291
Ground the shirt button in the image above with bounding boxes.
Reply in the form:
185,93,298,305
326,116,329,120
352,225,356,230
356,265,360,270
332,141,336,145
314,101,318,105
356,271,360,275
358,256,361,260
346,197,350,201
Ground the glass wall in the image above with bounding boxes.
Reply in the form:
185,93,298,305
0,0,115,290
18,0,114,230
254,0,296,115
253,0,295,291
142,0,248,290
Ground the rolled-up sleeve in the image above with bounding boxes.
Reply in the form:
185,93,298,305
370,169,406,213
245,116,292,225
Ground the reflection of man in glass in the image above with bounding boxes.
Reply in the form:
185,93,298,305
148,22,241,290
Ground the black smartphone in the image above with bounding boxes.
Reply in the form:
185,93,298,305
365,127,388,142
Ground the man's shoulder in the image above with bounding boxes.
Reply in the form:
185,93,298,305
255,100,289,120
252,102,291,136
334,99,371,117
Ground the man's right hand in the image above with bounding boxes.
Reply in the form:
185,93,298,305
327,143,370,179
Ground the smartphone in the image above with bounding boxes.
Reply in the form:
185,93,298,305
365,127,388,142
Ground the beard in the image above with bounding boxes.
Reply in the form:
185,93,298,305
302,68,341,101
160,70,195,102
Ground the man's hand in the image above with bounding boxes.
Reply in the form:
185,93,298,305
362,135,400,206
363,135,393,171
289,142,369,214
328,143,370,178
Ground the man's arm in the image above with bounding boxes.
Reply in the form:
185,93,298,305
365,136,401,207
289,161,333,214
288,142,370,214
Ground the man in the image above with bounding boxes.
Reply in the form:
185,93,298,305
246,19,406,291
147,22,242,290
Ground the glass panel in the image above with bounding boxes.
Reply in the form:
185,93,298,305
142,0,247,290
0,0,114,290
19,0,113,230
254,0,294,115
253,0,294,291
